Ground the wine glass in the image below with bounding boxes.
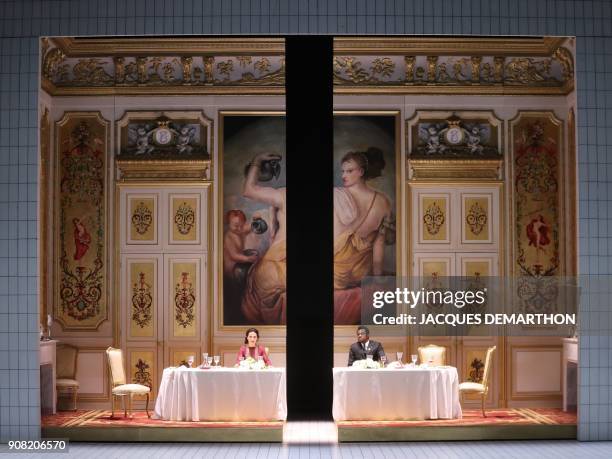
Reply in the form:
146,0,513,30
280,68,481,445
411,354,418,367
396,351,403,364
380,355,387,368
257,355,264,368
366,353,373,361
214,355,220,367
187,355,195,368
207,356,213,367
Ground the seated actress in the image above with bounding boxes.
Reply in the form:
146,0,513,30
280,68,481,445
236,327,272,366
347,325,386,366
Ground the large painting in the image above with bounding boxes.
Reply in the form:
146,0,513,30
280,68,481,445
54,112,109,330
221,114,286,326
334,114,397,325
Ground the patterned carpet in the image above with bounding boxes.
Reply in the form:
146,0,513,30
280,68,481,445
42,410,284,429
336,408,576,428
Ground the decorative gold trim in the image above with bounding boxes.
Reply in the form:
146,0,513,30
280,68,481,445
334,85,572,96
567,108,578,276
53,111,111,331
409,159,503,180
42,37,285,96
116,159,212,182
217,111,286,334
39,106,50,329
52,37,285,56
333,37,566,56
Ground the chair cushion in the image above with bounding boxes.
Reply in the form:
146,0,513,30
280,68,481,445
112,384,150,395
56,378,79,388
459,382,485,393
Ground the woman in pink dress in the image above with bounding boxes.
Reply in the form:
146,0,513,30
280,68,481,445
236,328,272,366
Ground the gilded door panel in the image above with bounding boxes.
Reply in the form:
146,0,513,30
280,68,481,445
168,347,203,368
462,194,491,243
420,195,450,243
122,255,162,340
164,256,206,342
169,194,200,244
127,194,157,244
457,253,498,277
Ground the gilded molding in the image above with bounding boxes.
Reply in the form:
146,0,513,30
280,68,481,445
333,38,575,95
41,37,285,96
116,159,212,182
408,159,503,180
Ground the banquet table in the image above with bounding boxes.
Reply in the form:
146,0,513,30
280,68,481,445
332,365,462,421
153,367,287,422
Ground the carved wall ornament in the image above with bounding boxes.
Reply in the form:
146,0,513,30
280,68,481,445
41,38,285,95
413,114,500,158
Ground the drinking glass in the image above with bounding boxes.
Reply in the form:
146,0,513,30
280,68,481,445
396,351,403,363
411,354,418,366
202,353,209,368
187,355,194,368
213,355,220,367
380,355,387,368
207,356,213,367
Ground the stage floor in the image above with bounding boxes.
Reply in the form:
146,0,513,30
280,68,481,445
42,408,576,443
337,408,577,442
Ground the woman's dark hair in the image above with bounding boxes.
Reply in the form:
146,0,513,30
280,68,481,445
244,327,260,344
341,147,386,180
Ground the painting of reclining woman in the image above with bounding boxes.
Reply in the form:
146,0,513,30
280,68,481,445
334,114,397,325
222,114,286,326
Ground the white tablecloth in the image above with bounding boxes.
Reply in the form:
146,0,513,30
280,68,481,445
153,367,287,421
333,366,462,421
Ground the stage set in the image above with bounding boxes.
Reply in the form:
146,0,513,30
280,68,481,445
38,36,577,442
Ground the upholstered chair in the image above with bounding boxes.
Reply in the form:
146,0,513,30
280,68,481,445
458,346,496,417
417,344,447,366
105,347,150,418
56,343,79,411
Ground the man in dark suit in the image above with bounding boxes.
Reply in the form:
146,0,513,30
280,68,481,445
348,325,386,366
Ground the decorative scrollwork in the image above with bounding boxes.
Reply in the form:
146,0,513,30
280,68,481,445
466,202,488,235
131,202,153,235
423,202,445,235
134,358,152,389
174,202,195,235
174,272,195,328
131,272,153,328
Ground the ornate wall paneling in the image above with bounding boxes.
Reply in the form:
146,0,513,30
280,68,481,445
333,37,574,96
41,37,285,96
53,112,111,331
118,182,211,397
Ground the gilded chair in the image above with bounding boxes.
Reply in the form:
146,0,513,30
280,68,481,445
56,343,79,411
105,347,150,418
417,344,446,366
459,346,496,417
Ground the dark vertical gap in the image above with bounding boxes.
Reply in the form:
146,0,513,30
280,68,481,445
286,36,334,420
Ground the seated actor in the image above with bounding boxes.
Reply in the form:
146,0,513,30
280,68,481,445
347,325,386,366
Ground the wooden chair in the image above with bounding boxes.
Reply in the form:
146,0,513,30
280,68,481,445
417,344,446,366
459,346,496,417
105,347,151,418
56,343,79,411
